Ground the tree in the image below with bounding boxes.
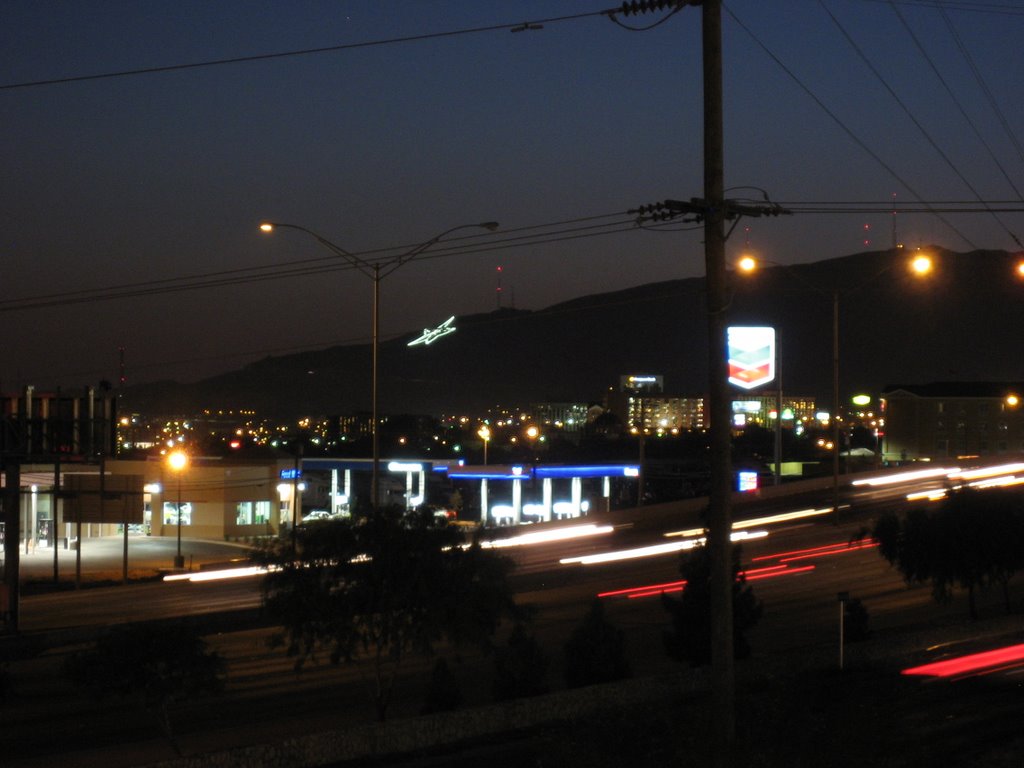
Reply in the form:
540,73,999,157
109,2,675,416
662,544,762,666
873,488,1024,619
63,623,225,754
563,598,631,689
253,508,520,721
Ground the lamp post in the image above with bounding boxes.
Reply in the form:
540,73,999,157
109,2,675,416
260,221,498,513
737,251,933,518
167,449,188,569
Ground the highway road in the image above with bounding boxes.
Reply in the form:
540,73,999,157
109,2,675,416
6,460,1024,767
19,459,1022,653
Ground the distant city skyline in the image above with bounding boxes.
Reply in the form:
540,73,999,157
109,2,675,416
3,1,1022,388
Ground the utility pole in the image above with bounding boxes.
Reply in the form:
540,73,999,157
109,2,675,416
621,1,735,760
702,2,736,764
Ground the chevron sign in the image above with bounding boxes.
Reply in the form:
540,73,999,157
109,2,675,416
727,326,776,390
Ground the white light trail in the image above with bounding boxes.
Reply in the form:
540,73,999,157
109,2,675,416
480,523,614,549
164,565,271,583
852,467,960,487
948,462,1024,481
665,507,831,538
560,530,767,566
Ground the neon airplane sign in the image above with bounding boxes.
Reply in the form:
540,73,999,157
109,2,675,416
408,316,457,347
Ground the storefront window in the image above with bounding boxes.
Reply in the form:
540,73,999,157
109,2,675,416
162,502,191,526
236,501,271,525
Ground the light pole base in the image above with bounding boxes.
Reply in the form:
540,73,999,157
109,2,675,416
173,554,185,569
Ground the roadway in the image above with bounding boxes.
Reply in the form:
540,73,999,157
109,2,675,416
11,459,1012,646
5,460,1024,766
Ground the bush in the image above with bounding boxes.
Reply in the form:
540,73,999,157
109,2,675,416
563,599,631,689
492,624,548,701
63,622,224,754
421,658,463,714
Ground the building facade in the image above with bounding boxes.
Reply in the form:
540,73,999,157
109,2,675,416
882,382,1024,462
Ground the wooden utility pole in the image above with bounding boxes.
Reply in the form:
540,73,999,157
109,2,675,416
701,2,736,764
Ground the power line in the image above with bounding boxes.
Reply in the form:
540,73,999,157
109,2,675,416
821,0,1021,248
724,2,979,249
890,1,1024,212
939,5,1024,164
4,203,1019,314
858,0,1024,15
0,9,613,91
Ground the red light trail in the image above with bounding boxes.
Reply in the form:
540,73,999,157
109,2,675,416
902,643,1024,679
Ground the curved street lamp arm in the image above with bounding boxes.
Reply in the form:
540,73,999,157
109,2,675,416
378,221,499,279
260,222,378,280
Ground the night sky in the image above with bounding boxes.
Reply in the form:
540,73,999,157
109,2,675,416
3,1,1022,389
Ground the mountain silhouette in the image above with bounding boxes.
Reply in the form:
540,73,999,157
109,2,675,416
120,248,1024,417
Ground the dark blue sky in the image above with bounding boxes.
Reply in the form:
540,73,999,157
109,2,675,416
3,1,1022,388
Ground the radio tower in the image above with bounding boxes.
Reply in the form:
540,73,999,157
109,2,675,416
891,192,899,249
118,346,126,389
495,265,503,309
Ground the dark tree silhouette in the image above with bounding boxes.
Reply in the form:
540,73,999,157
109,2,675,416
420,658,463,715
662,544,762,666
63,623,224,754
492,623,549,701
874,488,1024,619
563,598,631,689
254,507,520,721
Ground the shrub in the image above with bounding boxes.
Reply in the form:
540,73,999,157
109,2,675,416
563,599,631,689
492,624,548,701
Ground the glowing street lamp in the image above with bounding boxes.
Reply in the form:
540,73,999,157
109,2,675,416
167,449,188,569
910,252,933,275
478,425,491,465
260,220,498,511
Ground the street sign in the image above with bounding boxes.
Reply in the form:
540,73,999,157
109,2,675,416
63,473,145,524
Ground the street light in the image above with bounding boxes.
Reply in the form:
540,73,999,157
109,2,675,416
737,251,933,517
260,221,498,512
167,449,188,569
478,425,491,465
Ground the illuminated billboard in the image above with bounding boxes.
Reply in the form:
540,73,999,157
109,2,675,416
727,326,776,390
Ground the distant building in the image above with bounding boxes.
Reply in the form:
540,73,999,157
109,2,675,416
882,382,1024,462
334,412,373,442
528,402,590,433
730,394,819,429
605,390,705,432
606,374,816,434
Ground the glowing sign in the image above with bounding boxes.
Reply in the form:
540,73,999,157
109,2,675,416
408,316,456,346
387,461,423,473
732,401,761,413
738,470,759,492
727,326,776,389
